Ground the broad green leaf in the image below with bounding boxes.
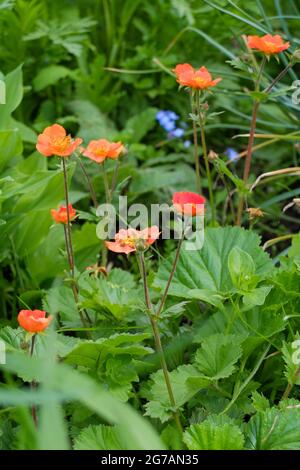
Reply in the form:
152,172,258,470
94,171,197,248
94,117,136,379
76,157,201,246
282,337,300,387
228,246,257,291
121,107,157,143
184,415,244,450
154,227,272,301
33,65,71,92
0,64,23,128
79,269,142,320
73,222,100,271
145,364,208,422
65,332,152,370
68,100,116,142
195,333,242,380
44,285,78,327
0,349,164,450
242,286,272,310
245,405,300,450
74,425,123,450
130,164,195,196
0,129,23,172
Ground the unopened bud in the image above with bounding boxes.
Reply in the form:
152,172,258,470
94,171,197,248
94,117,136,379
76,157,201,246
246,207,264,220
208,150,219,161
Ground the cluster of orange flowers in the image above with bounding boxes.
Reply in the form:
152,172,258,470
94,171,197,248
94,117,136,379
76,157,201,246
17,33,290,334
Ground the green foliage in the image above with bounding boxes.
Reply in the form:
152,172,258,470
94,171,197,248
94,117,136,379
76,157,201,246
0,0,300,452
184,415,245,450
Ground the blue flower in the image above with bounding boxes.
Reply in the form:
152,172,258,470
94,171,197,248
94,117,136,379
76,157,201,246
225,147,239,161
169,128,185,138
165,111,179,121
161,118,176,132
183,140,191,148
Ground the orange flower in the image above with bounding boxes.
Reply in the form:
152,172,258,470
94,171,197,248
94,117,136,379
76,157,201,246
247,34,290,54
173,192,206,216
18,310,52,333
173,64,222,90
105,226,160,254
82,139,124,164
51,204,76,224
36,124,82,157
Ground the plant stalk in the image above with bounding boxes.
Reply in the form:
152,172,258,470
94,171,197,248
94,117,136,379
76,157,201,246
156,237,183,317
138,252,183,434
30,334,37,427
197,91,216,225
191,91,201,193
62,158,90,328
77,157,98,208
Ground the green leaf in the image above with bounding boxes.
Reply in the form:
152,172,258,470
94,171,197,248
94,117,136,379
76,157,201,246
282,337,300,387
195,333,242,380
248,91,269,102
228,246,257,292
242,286,272,311
65,332,152,370
121,107,157,143
74,425,123,450
72,222,99,271
44,285,78,327
145,364,208,422
0,129,23,172
68,100,116,142
251,391,270,412
130,164,196,196
0,64,23,128
245,405,300,450
183,415,244,450
154,227,272,301
33,65,71,92
79,269,142,321
1,346,164,450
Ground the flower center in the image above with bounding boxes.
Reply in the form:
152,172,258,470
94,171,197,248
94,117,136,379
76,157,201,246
52,136,71,151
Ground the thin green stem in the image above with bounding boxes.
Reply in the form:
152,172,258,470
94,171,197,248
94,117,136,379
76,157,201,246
191,91,201,193
138,252,183,434
77,157,98,208
236,57,291,226
100,162,111,267
30,334,37,427
62,159,90,328
156,237,183,317
264,63,292,93
282,365,300,400
102,162,111,203
197,91,216,225
110,160,120,198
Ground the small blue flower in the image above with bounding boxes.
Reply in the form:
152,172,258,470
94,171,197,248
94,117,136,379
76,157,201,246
156,110,166,121
183,140,191,148
225,147,239,161
169,128,185,138
165,111,179,121
162,119,176,132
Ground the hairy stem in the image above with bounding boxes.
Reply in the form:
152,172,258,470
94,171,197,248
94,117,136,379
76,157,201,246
138,252,183,434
